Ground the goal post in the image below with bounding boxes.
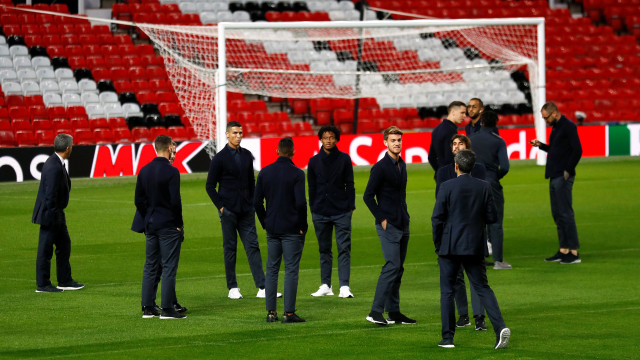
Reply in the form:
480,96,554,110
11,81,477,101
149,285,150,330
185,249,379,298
142,18,547,164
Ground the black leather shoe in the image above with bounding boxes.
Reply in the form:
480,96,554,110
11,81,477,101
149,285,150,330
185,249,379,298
282,312,305,323
36,284,63,293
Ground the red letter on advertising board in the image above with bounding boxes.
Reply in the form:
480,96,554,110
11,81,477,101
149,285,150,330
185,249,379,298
91,145,134,177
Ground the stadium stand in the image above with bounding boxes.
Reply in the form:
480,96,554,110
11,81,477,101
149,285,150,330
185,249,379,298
0,0,639,147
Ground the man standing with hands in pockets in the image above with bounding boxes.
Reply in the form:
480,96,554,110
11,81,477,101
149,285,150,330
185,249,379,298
363,126,415,326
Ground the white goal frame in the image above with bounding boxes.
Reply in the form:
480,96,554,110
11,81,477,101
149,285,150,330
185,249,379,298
215,18,547,164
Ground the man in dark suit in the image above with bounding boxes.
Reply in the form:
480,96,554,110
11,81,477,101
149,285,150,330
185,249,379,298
432,149,510,349
531,101,583,264
206,121,269,300
470,111,511,270
255,137,307,323
428,101,466,174
363,126,415,326
132,141,186,315
32,133,83,293
135,135,185,319
434,134,488,330
307,125,355,299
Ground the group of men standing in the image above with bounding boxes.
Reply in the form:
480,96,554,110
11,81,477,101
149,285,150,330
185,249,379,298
32,97,583,350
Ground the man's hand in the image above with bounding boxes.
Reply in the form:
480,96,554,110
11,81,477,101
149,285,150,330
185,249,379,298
529,139,542,147
219,207,224,214
381,219,387,231
563,170,570,180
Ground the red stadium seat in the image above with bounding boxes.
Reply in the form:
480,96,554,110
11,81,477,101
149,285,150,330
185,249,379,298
113,128,133,143
167,126,188,141
11,118,33,132
15,130,36,147
74,128,94,145
132,127,151,143
35,129,54,146
0,130,16,147
94,128,115,144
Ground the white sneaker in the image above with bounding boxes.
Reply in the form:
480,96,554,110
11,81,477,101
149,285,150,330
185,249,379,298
256,288,283,298
228,287,243,299
310,284,333,297
338,286,354,298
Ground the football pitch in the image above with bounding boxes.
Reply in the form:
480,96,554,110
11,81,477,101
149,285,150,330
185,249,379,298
1,157,639,359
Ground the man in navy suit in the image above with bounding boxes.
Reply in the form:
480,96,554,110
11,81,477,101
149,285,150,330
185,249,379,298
432,149,510,349
132,141,186,315
255,137,307,323
531,102,583,264
307,125,355,299
206,121,269,300
435,134,488,330
136,135,185,319
363,126,415,326
32,133,83,293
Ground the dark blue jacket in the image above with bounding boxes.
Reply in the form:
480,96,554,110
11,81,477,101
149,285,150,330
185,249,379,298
428,119,458,172
206,144,256,214
469,127,510,181
134,157,183,233
435,162,486,196
254,156,308,235
539,115,583,179
432,174,497,256
464,120,481,137
307,146,355,216
363,152,410,228
32,154,70,227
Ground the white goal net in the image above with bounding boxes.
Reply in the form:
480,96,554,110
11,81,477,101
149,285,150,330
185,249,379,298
138,18,545,154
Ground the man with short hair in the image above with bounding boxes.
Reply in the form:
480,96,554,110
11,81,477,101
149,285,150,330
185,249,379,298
255,137,308,323
470,111,512,270
432,149,510,349
136,135,185,319
206,121,271,299
33,133,84,293
434,134,488,330
308,125,355,299
465,98,484,136
531,102,583,264
132,140,187,315
429,101,466,174
364,126,415,326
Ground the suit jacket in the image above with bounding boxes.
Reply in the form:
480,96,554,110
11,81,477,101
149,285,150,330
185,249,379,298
363,152,410,228
431,174,497,256
539,115,583,179
428,119,458,172
32,153,70,227
254,156,308,235
307,146,355,216
134,157,183,233
434,162,486,196
205,144,255,214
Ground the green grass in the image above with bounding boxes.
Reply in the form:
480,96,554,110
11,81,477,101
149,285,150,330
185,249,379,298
1,157,639,359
